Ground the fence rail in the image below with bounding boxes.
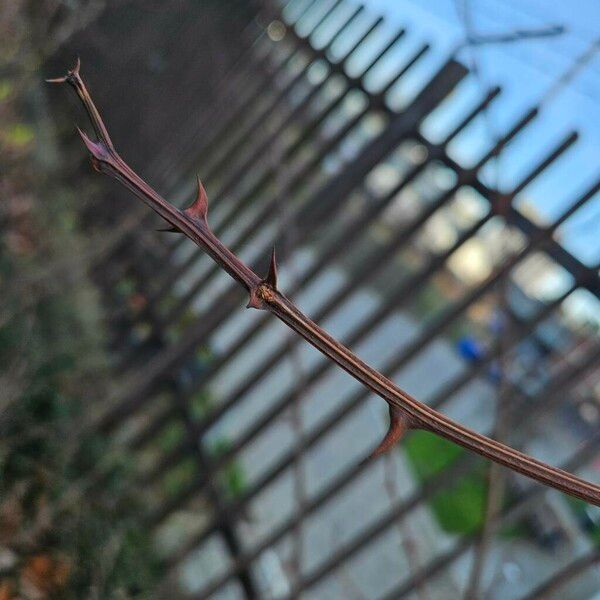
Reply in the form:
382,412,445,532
88,0,600,597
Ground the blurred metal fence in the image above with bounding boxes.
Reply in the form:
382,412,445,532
91,0,600,597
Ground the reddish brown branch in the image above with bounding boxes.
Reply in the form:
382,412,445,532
49,61,600,506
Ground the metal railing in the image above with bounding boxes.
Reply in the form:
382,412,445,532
92,0,600,597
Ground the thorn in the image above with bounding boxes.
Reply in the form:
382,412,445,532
264,246,278,289
75,126,112,166
247,247,279,310
156,226,181,233
246,287,263,310
76,126,96,152
370,406,410,458
183,175,208,224
46,57,80,83
45,76,68,84
76,126,103,172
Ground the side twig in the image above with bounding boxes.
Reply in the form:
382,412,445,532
49,60,600,507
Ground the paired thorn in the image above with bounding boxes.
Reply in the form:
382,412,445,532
45,56,80,84
370,406,411,458
53,63,210,251
48,58,116,153
50,59,115,174
246,247,279,310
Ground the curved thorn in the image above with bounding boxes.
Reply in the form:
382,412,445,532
75,126,112,171
371,406,410,458
75,127,103,173
183,175,208,224
264,246,278,289
75,126,96,151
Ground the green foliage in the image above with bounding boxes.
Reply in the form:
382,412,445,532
0,79,12,101
404,430,464,479
163,458,197,497
430,473,487,534
103,529,163,598
404,431,526,538
222,460,247,500
3,122,34,146
190,389,213,420
210,439,248,499
567,497,600,546
413,285,446,319
157,420,186,452
64,500,162,599
0,31,162,594
404,431,486,534
115,277,136,298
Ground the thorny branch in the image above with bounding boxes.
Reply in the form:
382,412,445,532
49,60,600,507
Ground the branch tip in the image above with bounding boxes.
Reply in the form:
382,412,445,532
45,56,81,84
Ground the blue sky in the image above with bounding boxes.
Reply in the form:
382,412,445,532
298,0,600,265
352,0,600,268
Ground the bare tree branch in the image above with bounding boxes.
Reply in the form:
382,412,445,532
48,60,600,506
